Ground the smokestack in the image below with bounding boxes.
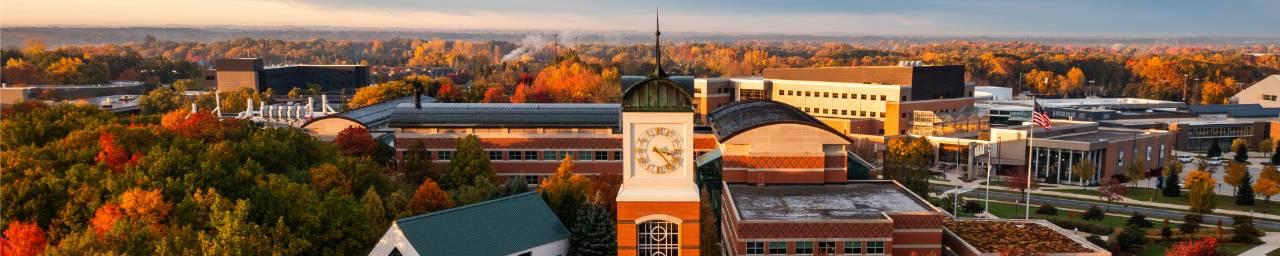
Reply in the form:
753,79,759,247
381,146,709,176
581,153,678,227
414,83,423,109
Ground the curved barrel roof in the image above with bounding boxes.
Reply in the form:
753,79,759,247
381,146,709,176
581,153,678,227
706,100,852,143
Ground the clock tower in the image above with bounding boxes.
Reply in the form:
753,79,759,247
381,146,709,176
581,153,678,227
616,12,701,256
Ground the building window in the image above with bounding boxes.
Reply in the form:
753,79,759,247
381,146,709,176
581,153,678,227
741,89,766,100
817,242,836,254
524,151,539,160
861,94,868,100
901,96,907,101
506,151,522,160
488,151,503,160
525,175,540,186
595,151,610,160
841,110,848,115
613,151,623,160
637,221,679,256
844,241,862,254
746,242,765,255
768,242,787,255
795,241,814,255
437,151,454,160
880,95,886,101
1263,94,1278,101
866,241,885,255
544,151,567,161
879,112,886,118
861,111,867,117
577,151,592,161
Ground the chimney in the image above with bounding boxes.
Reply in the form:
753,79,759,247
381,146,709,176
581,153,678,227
413,83,423,109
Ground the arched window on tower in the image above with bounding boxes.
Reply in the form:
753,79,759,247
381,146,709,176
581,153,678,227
637,220,680,256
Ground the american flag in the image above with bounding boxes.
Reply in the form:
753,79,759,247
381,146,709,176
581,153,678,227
1032,100,1052,130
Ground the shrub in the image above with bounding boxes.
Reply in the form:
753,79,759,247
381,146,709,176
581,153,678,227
962,200,984,214
1086,235,1108,248
1231,216,1263,243
1035,204,1059,216
1126,212,1154,228
1113,225,1149,253
1082,205,1106,221
1048,218,1114,235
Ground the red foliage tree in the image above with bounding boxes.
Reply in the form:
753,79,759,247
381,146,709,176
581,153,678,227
95,133,130,173
0,220,47,256
333,126,379,158
435,81,459,102
1098,177,1129,210
1165,236,1219,256
481,87,508,103
90,203,124,238
407,179,454,215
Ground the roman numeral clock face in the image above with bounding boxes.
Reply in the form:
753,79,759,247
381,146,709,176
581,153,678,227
635,127,684,175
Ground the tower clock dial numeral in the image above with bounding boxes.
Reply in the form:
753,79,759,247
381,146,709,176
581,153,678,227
635,127,684,174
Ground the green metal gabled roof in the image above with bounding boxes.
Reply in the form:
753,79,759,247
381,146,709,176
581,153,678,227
394,192,569,256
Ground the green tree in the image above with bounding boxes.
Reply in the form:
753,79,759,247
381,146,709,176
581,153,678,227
450,175,498,205
500,176,530,197
1035,204,1058,216
1259,138,1274,159
1082,205,1105,221
884,136,933,198
199,199,268,256
361,187,388,234
569,197,617,256
1207,140,1222,158
441,135,497,190
400,141,434,186
1232,138,1250,162
139,87,187,114
1070,161,1096,186
698,189,723,256
1113,225,1148,253
1163,159,1184,197
1235,171,1255,206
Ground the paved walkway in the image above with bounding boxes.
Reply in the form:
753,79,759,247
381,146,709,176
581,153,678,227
1240,232,1280,256
930,177,1280,222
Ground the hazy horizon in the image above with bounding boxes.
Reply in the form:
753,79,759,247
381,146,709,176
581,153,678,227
3,0,1279,38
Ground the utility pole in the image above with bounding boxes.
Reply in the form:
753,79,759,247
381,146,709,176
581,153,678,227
1183,74,1190,103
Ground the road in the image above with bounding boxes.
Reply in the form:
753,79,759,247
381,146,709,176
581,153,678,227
934,187,1280,231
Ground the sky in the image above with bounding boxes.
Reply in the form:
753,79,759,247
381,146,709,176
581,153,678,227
3,0,1279,37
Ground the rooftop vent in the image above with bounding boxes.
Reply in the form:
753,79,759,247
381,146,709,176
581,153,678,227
897,60,924,67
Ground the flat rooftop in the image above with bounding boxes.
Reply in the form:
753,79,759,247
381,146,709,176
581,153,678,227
1048,129,1146,143
726,182,933,221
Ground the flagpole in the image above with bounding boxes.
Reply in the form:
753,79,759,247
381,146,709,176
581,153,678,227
1025,96,1035,219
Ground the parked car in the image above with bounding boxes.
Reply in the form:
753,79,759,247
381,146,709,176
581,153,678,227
1179,155,1193,163
1208,159,1222,166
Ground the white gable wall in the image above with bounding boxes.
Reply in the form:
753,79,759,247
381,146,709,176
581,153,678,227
1233,75,1280,108
368,223,422,256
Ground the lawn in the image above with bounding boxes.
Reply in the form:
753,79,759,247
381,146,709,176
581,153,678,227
1056,187,1278,214
1136,240,1259,256
981,201,1130,229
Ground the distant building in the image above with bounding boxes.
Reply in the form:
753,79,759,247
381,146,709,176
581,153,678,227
367,192,569,256
1233,75,1280,108
0,81,146,105
694,64,980,137
213,58,369,94
973,85,1012,101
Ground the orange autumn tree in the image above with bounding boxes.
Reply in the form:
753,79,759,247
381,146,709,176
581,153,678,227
406,179,453,215
119,188,173,225
533,60,608,103
481,87,508,103
89,203,124,238
540,155,592,225
1200,78,1239,105
1,220,47,256
510,84,530,103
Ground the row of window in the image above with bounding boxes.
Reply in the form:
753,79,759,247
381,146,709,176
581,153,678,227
802,107,886,118
779,89,891,102
428,151,623,161
745,241,884,255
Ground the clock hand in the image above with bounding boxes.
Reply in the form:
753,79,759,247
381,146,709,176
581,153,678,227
652,147,673,166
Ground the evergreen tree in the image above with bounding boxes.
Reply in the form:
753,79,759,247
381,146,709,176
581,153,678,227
1235,171,1255,206
699,189,723,256
442,135,497,190
501,176,530,197
1035,204,1058,216
1163,160,1183,197
1231,216,1263,243
568,199,616,256
1160,219,1173,241
1233,138,1250,162
1273,140,1280,164
1207,140,1222,158
450,176,498,205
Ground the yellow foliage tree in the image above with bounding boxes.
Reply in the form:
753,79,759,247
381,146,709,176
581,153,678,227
1200,78,1238,105
539,155,592,225
1184,170,1217,213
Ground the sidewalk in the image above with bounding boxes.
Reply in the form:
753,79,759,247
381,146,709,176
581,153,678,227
930,178,1280,222
1240,232,1280,256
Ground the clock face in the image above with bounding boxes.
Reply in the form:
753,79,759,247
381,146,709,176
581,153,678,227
635,127,684,174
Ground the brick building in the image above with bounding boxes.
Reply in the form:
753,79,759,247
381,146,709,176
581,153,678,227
212,58,369,93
